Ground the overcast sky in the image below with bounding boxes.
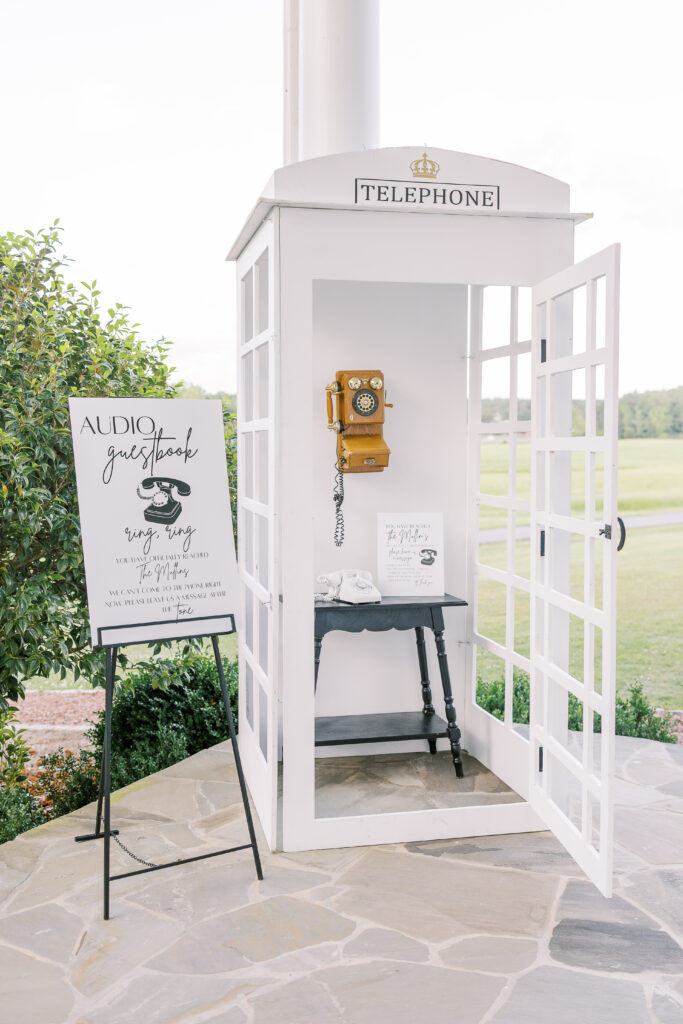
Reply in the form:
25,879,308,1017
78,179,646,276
3,0,682,396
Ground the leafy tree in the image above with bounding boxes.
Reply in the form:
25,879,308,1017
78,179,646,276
0,225,178,712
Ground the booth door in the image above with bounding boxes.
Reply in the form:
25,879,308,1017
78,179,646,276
529,245,620,896
236,223,279,849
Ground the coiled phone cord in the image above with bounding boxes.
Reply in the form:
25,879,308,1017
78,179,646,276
333,455,346,547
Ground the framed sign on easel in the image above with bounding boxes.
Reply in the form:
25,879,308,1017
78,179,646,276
68,397,262,919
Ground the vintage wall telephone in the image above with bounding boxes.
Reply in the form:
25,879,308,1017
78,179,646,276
325,370,392,546
316,570,381,604
137,477,191,525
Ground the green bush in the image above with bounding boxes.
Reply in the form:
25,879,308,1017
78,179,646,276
0,785,47,844
86,652,237,778
35,748,99,818
107,723,190,791
0,706,31,786
476,673,677,743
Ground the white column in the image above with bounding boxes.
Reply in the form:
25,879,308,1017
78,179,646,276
284,0,379,164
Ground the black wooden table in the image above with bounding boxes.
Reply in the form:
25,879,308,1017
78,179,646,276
314,594,467,777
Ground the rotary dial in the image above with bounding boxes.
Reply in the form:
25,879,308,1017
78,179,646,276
352,388,378,416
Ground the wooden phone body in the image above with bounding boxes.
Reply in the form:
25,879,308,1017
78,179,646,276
326,370,391,473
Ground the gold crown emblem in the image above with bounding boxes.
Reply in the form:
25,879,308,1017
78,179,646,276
410,151,439,179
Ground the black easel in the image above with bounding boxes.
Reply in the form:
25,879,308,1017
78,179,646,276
75,634,262,920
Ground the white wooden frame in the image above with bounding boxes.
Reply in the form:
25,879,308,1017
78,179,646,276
529,245,620,895
235,217,280,849
465,285,535,798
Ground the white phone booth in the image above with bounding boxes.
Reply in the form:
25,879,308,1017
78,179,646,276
228,147,620,896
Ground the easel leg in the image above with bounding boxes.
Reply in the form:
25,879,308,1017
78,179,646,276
433,628,464,778
103,646,117,920
74,667,119,844
211,636,263,880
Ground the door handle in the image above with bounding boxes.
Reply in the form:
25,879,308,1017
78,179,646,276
617,516,626,552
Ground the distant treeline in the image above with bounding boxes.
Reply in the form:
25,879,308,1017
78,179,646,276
182,382,683,440
177,383,236,414
481,386,683,439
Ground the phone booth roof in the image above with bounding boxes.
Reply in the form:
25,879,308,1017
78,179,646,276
227,146,591,261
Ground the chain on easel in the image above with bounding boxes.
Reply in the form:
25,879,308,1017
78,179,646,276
111,832,158,869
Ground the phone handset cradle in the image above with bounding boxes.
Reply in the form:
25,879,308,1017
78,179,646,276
317,570,381,604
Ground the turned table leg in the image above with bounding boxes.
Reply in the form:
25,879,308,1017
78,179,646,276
433,627,464,778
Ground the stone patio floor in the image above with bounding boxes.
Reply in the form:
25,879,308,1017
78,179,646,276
2,735,683,1023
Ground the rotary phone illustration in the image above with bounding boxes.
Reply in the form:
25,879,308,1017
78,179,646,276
325,370,392,547
317,570,381,604
137,477,191,525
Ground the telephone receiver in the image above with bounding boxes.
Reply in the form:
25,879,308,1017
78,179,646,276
419,548,438,565
137,476,191,525
316,570,381,604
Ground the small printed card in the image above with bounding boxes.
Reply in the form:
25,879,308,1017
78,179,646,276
377,513,444,596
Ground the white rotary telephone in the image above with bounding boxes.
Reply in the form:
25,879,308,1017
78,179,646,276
316,570,381,604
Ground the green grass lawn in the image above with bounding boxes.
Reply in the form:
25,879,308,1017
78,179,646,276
25,633,239,692
479,437,683,528
477,525,683,708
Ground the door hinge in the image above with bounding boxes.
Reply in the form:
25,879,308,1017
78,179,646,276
538,746,544,772
540,529,545,556
599,524,612,540
540,338,547,363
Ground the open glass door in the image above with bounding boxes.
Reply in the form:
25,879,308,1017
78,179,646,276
236,223,279,849
529,245,620,895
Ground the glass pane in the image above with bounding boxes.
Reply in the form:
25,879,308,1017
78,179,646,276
594,451,605,520
477,577,506,647
243,431,254,499
517,352,532,420
570,285,587,354
259,601,269,674
256,513,269,589
535,452,545,512
480,439,508,500
593,625,603,695
512,668,530,728
550,368,586,438
256,343,269,419
245,589,254,653
256,430,268,504
548,751,582,831
258,683,268,759
517,287,532,343
242,351,254,422
513,513,531,579
482,357,510,422
256,249,269,334
245,661,254,729
244,511,254,576
513,589,530,658
482,286,511,350
515,437,531,501
595,275,606,349
475,648,506,715
478,507,507,570
242,267,254,343
594,364,605,437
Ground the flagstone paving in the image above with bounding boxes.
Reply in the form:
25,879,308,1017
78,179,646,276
1,736,683,1023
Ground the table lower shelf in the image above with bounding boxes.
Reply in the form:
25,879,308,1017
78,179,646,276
315,711,449,747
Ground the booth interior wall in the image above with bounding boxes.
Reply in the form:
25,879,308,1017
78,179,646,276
312,280,469,742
